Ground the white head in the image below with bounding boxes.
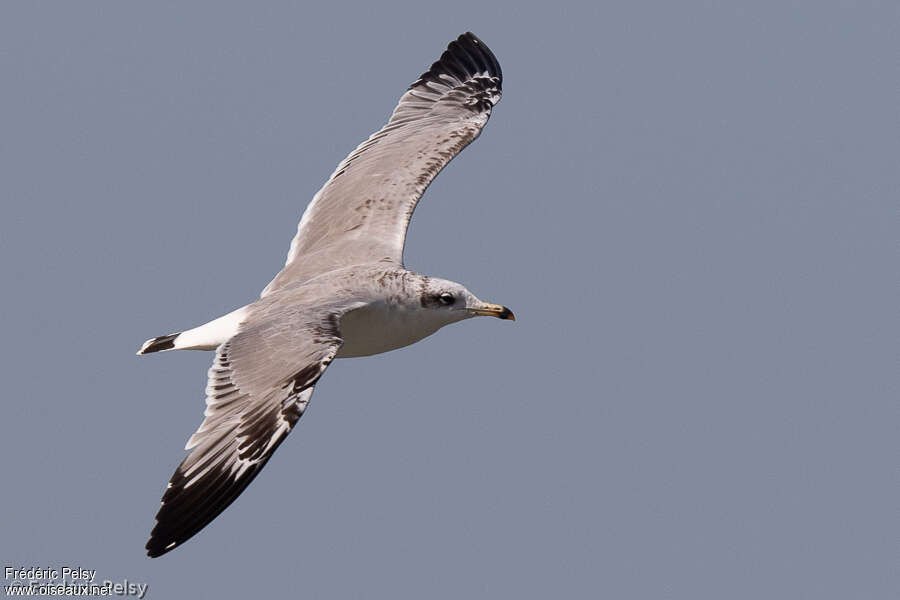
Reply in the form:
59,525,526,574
417,276,515,323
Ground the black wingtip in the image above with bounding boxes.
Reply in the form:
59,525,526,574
456,32,502,81
415,32,502,91
144,467,259,558
145,538,171,558
144,434,289,558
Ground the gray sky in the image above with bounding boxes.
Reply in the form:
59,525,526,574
1,1,895,598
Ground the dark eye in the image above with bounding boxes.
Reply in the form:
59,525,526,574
439,292,455,305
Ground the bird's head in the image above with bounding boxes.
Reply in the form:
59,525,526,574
419,277,515,322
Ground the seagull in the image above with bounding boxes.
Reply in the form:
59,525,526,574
138,32,512,558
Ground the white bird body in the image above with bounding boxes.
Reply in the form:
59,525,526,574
337,299,458,357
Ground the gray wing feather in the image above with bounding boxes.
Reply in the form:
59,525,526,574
145,314,342,557
262,32,502,296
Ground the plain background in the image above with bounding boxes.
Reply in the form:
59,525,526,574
1,1,895,598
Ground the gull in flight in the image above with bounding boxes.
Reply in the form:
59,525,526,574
138,32,512,557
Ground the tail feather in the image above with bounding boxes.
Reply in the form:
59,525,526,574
137,333,180,355
137,306,248,356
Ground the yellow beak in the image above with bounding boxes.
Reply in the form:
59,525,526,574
469,302,515,320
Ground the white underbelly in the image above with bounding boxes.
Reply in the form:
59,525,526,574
335,302,446,358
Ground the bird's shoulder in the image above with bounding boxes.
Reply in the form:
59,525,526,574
251,263,419,317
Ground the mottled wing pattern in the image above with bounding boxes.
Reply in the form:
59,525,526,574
262,32,502,296
145,316,342,557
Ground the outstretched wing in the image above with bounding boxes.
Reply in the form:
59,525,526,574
145,315,342,557
262,32,502,296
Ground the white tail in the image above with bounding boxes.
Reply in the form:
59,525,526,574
137,306,249,355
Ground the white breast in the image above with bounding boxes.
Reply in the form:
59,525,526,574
335,301,453,358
